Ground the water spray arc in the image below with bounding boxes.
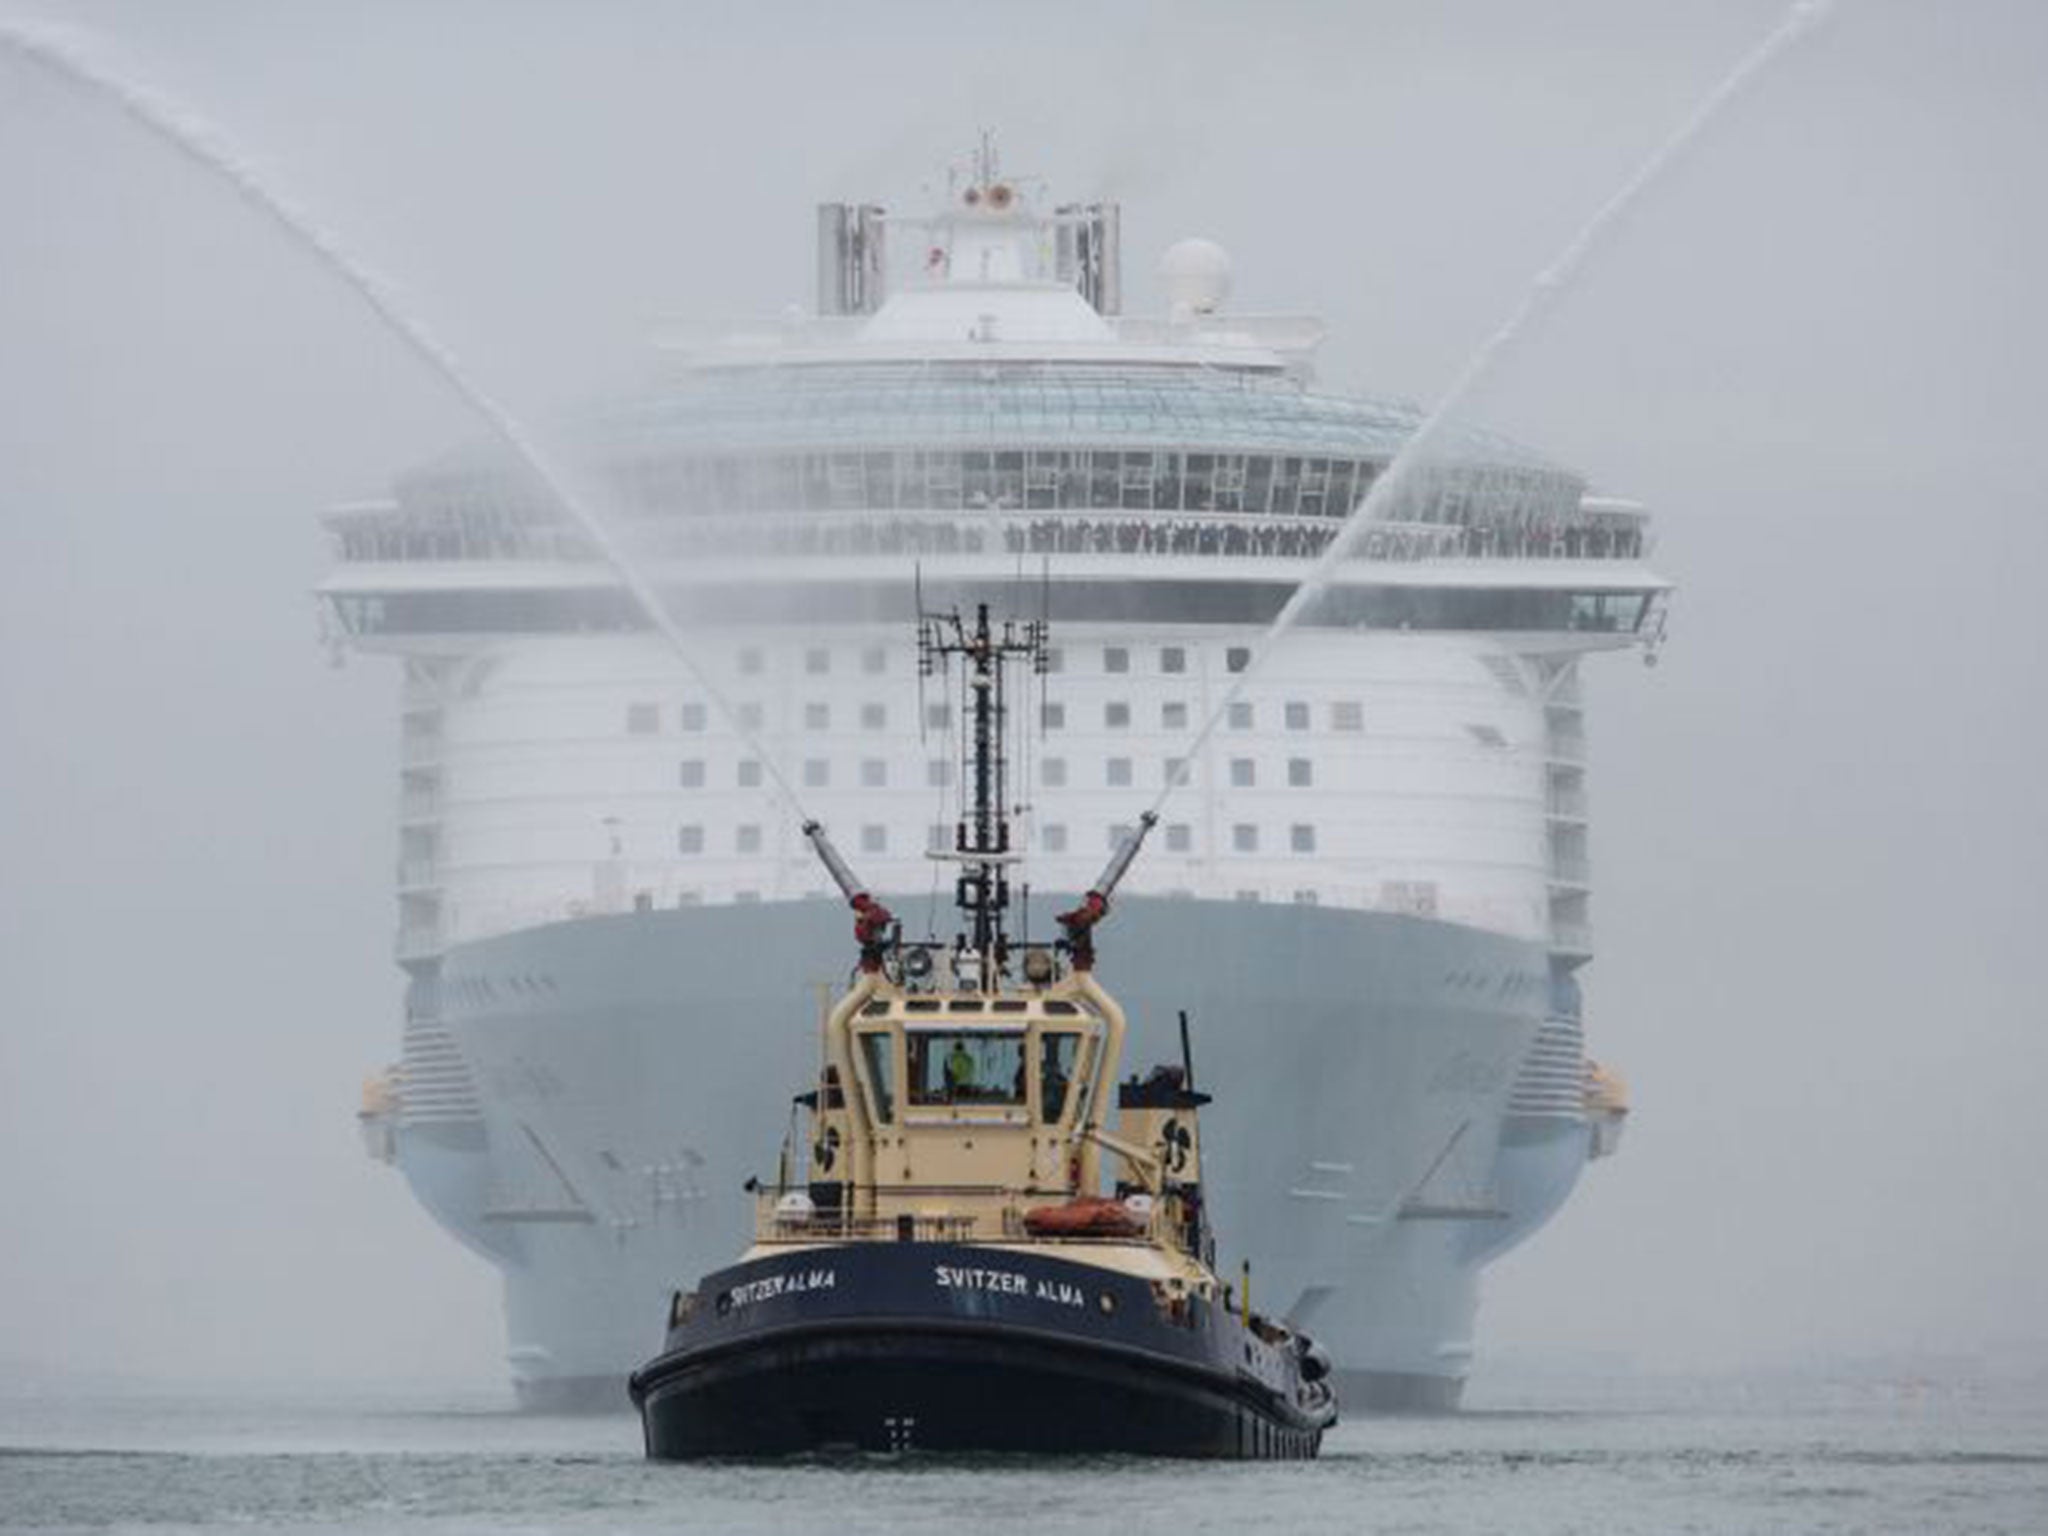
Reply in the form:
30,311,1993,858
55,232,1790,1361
0,19,812,826
1147,0,1838,822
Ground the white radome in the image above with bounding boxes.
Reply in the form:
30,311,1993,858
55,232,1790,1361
1160,236,1233,318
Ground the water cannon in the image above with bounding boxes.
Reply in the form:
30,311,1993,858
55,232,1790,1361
803,820,894,973
1057,811,1158,971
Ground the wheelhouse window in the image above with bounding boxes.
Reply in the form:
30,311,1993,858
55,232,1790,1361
857,1032,896,1123
1040,1031,1080,1120
906,1030,1026,1107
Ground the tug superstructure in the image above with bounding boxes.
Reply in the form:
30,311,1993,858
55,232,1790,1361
628,607,1336,1457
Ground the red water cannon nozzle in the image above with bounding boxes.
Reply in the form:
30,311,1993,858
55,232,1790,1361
1056,891,1110,971
803,820,893,972
850,892,895,973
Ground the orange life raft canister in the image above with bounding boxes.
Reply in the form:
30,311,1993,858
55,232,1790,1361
1021,1196,1148,1238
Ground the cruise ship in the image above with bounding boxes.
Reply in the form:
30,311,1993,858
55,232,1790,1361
336,149,1660,1411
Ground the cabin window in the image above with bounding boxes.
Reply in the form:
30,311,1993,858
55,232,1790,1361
1040,1031,1081,1120
857,1032,896,1123
906,1031,1026,1106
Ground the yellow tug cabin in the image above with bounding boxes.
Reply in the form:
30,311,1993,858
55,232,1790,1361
749,968,1218,1303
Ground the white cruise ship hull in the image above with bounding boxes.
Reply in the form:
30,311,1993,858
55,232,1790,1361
393,894,1581,1410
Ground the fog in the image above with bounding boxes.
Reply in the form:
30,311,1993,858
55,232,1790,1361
1,0,2042,1390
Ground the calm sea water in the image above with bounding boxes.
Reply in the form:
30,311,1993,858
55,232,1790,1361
3,1376,2044,1535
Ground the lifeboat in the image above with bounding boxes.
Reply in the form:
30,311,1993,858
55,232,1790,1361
1022,1195,1148,1239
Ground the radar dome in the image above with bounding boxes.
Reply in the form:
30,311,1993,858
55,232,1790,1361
1160,237,1232,319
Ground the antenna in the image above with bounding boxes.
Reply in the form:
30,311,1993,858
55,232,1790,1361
916,600,1048,990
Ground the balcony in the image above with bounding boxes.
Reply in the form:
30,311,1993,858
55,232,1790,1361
395,920,442,964
1546,728,1587,765
1550,921,1594,956
1545,783,1588,820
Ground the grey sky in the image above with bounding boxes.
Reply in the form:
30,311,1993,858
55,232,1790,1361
1,0,2042,1386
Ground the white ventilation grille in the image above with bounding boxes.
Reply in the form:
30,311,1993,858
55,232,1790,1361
1507,1016,1587,1119
399,1018,484,1125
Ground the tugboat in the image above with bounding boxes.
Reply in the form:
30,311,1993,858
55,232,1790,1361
628,607,1338,1458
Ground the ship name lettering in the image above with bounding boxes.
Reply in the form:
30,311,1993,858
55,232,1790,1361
1034,1280,1084,1307
727,1268,836,1308
934,1265,1028,1295
932,1265,1083,1307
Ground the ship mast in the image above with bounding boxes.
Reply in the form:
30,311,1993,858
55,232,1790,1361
920,601,1045,989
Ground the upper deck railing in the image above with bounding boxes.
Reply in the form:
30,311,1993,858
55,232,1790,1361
327,504,1650,569
751,1183,1167,1248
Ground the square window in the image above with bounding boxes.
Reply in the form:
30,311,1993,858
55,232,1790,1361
738,759,763,788
1041,702,1066,730
805,647,830,675
928,823,950,852
1291,823,1317,852
679,759,706,789
804,702,830,731
1230,758,1255,787
1041,823,1069,852
1107,758,1133,787
1284,701,1310,731
1162,701,1189,730
1288,758,1313,787
1108,823,1135,850
860,824,887,853
1163,757,1188,786
627,702,660,735
1226,646,1252,673
927,759,953,788
861,703,887,731
1227,701,1254,730
861,759,887,788
1044,648,1065,674
927,702,952,730
677,825,704,854
804,759,829,787
737,702,765,731
738,648,765,676
1232,824,1259,852
1042,758,1068,788
861,646,887,675
1332,701,1364,732
1104,646,1130,674
736,824,763,854
1166,823,1193,852
1161,646,1187,674
680,702,707,732
1105,701,1131,729
1292,888,1320,905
